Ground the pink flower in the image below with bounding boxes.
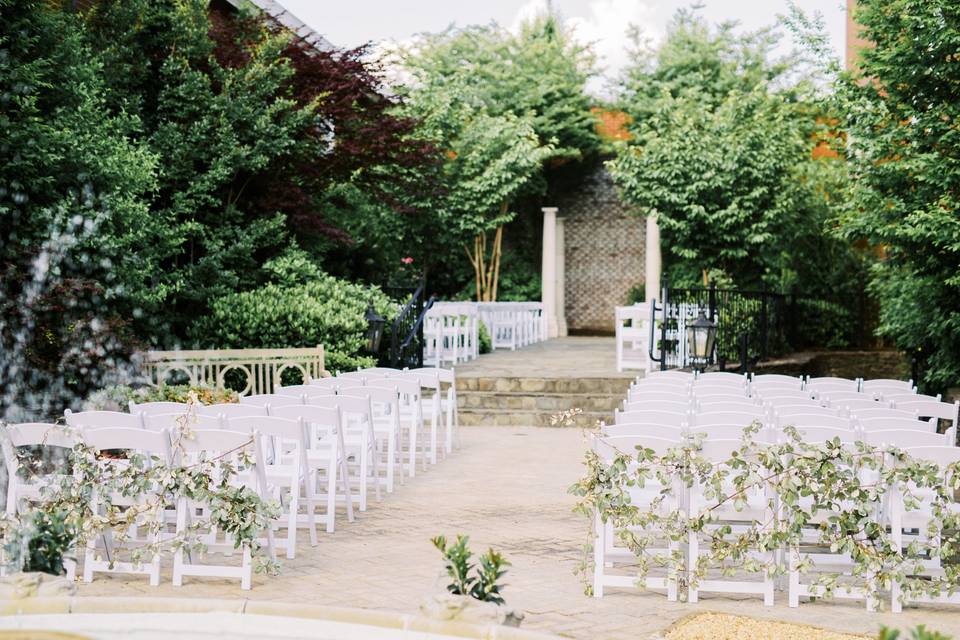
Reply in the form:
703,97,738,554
401,256,414,265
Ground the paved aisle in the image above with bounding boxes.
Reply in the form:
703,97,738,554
78,427,960,639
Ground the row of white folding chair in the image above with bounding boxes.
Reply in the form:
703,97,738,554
314,366,459,465
323,373,429,472
70,412,305,560
68,400,358,534
3,422,273,589
591,433,773,603
239,394,379,511
592,432,960,608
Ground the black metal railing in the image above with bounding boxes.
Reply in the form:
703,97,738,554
666,282,790,368
385,280,434,369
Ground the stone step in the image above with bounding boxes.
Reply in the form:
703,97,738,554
457,391,622,413
457,408,609,428
456,376,633,395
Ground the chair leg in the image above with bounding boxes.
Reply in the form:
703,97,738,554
286,488,298,560
371,442,382,502
386,433,395,493
358,448,368,511
172,497,187,587
788,547,800,607
241,543,252,591
325,459,337,533
339,452,355,522
593,514,604,598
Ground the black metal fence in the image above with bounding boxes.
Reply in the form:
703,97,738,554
660,281,858,371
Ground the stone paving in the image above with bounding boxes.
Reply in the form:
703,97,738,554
78,425,960,639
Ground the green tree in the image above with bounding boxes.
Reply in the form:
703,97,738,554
398,14,595,300
0,0,158,418
611,8,864,306
610,88,808,286
834,0,960,391
620,9,791,121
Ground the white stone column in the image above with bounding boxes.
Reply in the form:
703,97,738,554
645,213,661,302
556,215,568,336
541,207,559,338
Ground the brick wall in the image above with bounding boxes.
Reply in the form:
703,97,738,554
560,165,645,334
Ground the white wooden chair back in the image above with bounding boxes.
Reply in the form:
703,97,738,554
614,409,688,427
775,414,852,430
64,410,141,430
601,423,684,439
129,400,192,416
144,412,220,433
863,429,951,448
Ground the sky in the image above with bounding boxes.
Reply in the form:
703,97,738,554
279,0,847,94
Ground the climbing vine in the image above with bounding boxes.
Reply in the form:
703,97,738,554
1,396,281,576
569,423,960,605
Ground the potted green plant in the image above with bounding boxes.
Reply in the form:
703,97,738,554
420,534,523,627
0,509,78,598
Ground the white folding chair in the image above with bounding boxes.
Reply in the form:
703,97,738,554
196,403,267,423
81,427,173,586
592,434,685,600
751,374,803,388
129,400,193,417
894,399,959,434
332,394,380,511
2,423,78,519
338,385,401,493
144,412,221,433
225,415,317,559
600,422,685,439
860,378,914,396
688,439,775,605
890,446,960,611
862,429,952,448
623,399,691,415
697,399,763,414
886,392,942,405
775,414,853,431
240,393,305,409
852,407,922,422
270,403,354,533
697,372,748,385
171,429,274,590
772,403,837,417
405,367,459,457
368,376,427,470
693,409,766,427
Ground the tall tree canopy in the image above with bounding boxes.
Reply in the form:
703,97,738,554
834,0,960,390
610,9,862,305
398,14,597,300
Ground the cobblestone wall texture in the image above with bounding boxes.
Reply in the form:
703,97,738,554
560,166,645,333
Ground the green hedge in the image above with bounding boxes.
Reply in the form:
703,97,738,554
191,273,396,373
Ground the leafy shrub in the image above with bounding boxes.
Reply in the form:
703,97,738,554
432,534,510,605
626,284,645,305
478,321,492,354
3,510,76,576
880,626,952,640
190,273,396,374
83,384,238,411
793,298,852,350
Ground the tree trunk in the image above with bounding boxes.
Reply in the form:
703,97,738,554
464,218,507,302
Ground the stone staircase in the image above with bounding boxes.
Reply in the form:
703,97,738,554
456,375,633,427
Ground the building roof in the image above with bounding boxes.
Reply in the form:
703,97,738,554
221,0,334,52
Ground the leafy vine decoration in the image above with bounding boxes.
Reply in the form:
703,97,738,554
1,394,281,577
569,421,960,605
